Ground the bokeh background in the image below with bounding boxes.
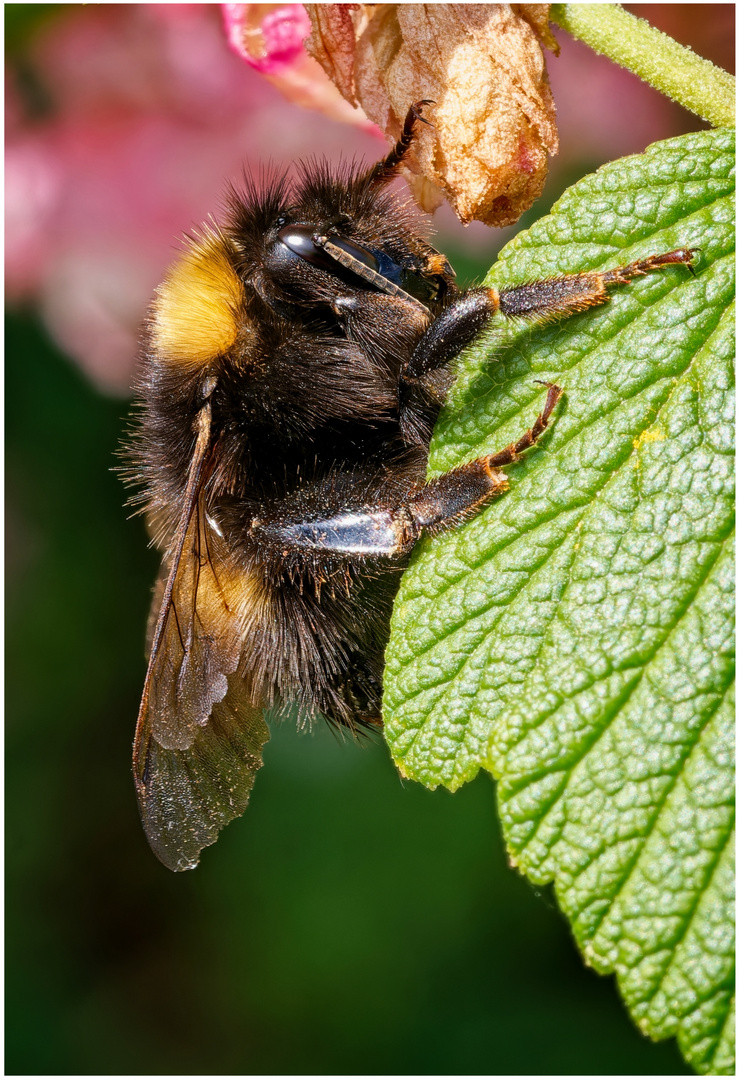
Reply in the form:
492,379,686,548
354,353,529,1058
6,5,733,1074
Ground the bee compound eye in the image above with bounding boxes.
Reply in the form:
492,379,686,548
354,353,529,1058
276,226,383,284
277,225,333,270
275,225,434,305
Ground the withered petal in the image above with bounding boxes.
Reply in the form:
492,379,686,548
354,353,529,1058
305,3,560,228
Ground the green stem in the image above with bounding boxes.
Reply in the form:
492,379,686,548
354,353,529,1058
550,3,735,128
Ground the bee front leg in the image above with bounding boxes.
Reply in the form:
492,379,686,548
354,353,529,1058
398,288,500,441
368,99,435,185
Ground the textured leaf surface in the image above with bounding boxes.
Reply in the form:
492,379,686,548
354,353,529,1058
384,129,734,1073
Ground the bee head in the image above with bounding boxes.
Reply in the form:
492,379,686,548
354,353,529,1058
268,222,451,309
228,165,456,312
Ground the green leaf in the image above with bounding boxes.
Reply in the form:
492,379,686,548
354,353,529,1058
384,128,735,1073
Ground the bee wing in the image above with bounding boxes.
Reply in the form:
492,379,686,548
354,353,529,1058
133,401,269,871
136,669,269,872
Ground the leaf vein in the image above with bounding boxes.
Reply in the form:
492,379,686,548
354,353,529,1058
641,808,736,1016
506,531,731,922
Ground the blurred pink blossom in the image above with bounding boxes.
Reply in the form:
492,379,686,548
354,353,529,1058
222,4,372,125
224,4,311,72
5,4,381,393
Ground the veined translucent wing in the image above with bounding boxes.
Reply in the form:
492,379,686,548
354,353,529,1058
133,400,269,871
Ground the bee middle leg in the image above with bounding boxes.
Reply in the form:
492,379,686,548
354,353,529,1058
400,249,696,397
405,381,562,536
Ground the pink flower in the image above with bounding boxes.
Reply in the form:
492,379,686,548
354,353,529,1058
223,3,312,72
5,4,381,392
222,4,374,126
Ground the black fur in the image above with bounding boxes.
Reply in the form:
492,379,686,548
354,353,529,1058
129,157,457,731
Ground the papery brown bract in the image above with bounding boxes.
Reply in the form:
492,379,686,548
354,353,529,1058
305,4,559,225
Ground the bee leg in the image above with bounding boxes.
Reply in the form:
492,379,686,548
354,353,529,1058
405,382,562,536
368,99,435,184
401,248,696,395
251,385,561,561
250,500,419,559
398,287,501,440
495,248,697,320
402,288,501,389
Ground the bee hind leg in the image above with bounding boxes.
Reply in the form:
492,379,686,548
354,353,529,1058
406,382,562,535
250,385,561,561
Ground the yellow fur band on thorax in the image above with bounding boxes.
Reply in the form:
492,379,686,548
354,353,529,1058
151,228,244,368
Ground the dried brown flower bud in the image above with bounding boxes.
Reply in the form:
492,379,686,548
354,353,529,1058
305,4,559,227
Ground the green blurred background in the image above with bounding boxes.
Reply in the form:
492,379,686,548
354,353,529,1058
7,4,732,1075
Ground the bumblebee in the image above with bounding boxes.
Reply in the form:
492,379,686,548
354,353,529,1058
127,102,695,871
